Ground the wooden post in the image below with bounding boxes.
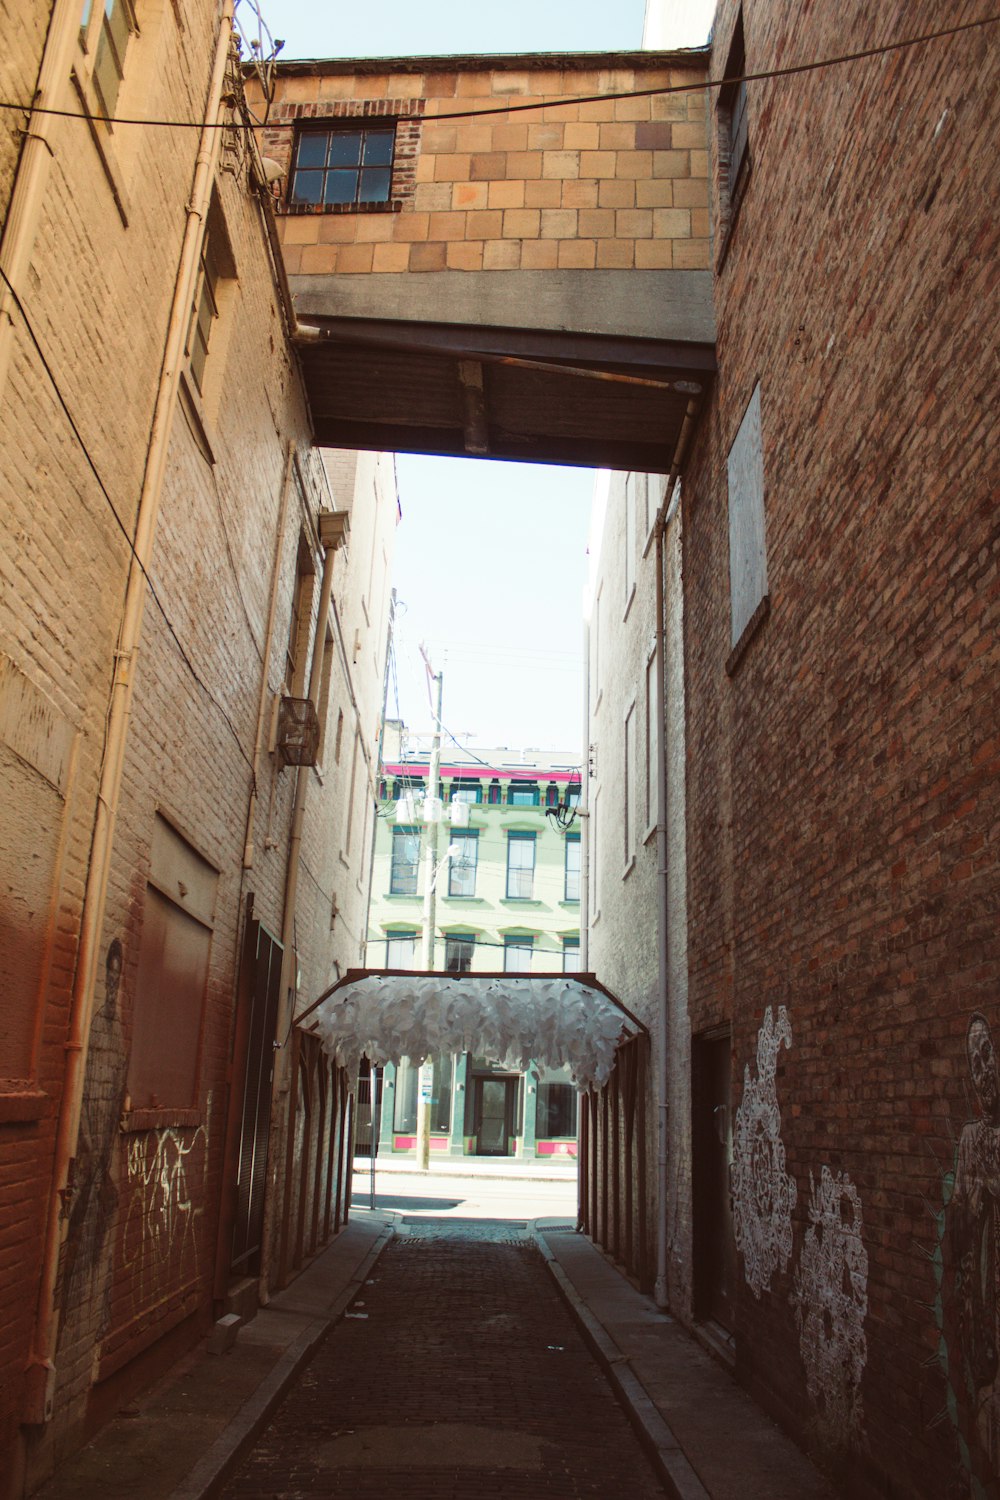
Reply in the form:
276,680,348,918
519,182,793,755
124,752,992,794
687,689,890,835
278,1026,301,1290
636,1038,650,1292
577,1092,589,1232
323,1064,338,1243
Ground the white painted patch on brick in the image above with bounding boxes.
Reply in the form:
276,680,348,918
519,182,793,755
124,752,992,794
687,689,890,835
731,1004,796,1298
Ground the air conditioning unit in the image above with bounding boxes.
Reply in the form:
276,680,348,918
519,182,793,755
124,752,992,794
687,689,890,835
275,695,320,767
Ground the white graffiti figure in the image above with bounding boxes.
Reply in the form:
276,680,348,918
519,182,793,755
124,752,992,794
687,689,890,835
792,1165,868,1446
731,1004,797,1298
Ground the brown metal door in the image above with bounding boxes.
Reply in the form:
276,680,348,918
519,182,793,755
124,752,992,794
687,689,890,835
230,911,283,1273
693,1030,736,1331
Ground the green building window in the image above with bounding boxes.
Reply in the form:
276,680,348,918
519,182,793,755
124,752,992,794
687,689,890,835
390,827,421,895
564,833,581,902
504,936,533,974
506,832,536,899
448,832,478,897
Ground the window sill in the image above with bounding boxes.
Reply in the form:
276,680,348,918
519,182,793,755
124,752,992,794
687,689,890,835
725,593,770,677
500,898,543,907
385,891,420,900
559,899,580,909
121,1107,202,1133
623,583,636,623
281,199,403,217
441,895,485,903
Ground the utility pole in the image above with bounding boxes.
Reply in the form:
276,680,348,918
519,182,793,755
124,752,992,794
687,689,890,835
416,669,444,1170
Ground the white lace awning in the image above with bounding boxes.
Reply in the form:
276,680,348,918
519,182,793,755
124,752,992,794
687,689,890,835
301,972,642,1090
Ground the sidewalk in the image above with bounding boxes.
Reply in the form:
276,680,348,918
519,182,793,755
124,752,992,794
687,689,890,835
36,1208,836,1500
534,1222,836,1500
355,1153,579,1183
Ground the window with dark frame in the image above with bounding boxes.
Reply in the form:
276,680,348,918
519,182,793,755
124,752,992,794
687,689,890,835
82,0,136,120
385,930,416,968
445,933,475,974
720,11,750,221
562,937,581,973
564,833,581,903
449,778,482,804
508,780,540,807
506,831,536,899
290,125,395,209
389,827,421,895
187,234,221,396
504,936,533,974
448,832,479,897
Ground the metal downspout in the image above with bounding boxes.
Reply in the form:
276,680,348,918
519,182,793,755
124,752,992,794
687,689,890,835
24,2,236,1423
654,397,699,1309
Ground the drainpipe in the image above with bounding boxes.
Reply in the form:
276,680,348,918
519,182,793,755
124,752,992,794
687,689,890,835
0,0,82,401
23,3,236,1424
653,397,699,1310
244,441,297,869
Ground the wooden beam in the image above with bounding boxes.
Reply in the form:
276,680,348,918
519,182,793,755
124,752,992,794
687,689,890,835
458,359,490,455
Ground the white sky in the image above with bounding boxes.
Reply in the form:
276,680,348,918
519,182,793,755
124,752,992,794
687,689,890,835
256,0,714,752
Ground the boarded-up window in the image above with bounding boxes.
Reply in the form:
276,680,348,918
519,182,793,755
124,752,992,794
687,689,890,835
727,382,767,647
127,818,218,1115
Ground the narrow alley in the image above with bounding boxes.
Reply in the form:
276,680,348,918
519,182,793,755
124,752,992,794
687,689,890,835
217,1218,665,1499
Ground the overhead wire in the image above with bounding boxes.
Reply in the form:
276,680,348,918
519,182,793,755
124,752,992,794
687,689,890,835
0,15,993,131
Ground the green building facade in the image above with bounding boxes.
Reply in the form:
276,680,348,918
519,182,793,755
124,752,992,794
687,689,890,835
366,728,582,1163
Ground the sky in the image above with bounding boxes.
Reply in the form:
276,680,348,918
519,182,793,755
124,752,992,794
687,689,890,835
253,0,714,752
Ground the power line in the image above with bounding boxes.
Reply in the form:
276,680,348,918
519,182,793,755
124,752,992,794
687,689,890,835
0,15,994,132
1,265,258,780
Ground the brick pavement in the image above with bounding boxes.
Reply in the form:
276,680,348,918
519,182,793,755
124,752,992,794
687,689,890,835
218,1218,666,1498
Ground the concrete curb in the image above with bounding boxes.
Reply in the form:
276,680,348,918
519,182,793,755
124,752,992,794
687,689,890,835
531,1224,710,1500
166,1222,395,1500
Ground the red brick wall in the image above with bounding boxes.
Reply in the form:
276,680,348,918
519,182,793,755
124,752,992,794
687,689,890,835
681,2,998,1493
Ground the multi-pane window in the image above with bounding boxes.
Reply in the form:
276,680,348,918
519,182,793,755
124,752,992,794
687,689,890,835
563,937,581,973
445,933,475,974
506,832,536,898
727,382,767,647
82,0,136,119
188,234,221,396
449,778,482,804
625,473,637,605
290,126,395,208
564,833,581,902
504,936,533,974
624,704,636,863
720,11,750,214
390,827,421,895
487,780,502,804
385,930,416,969
507,780,540,807
447,832,478,897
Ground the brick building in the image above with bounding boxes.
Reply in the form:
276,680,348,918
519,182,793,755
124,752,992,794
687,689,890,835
0,5,395,1494
588,2,999,1495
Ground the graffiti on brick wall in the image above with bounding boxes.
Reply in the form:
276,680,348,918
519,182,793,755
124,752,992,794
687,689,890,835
122,1117,208,1312
791,1165,869,1446
732,1005,870,1452
937,1010,1000,1497
731,1004,797,1298
59,939,128,1345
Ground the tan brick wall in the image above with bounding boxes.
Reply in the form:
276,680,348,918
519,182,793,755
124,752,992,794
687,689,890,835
1,8,396,1491
256,57,710,276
